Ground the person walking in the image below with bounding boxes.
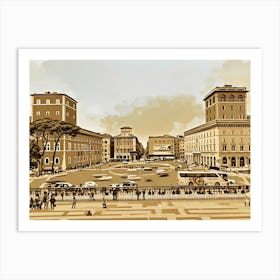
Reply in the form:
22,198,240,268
72,196,77,209
50,196,56,210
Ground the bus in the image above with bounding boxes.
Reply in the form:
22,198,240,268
177,171,232,186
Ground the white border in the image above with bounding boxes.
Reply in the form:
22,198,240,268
18,48,262,231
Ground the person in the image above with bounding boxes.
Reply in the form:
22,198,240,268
30,197,34,209
102,199,107,208
61,191,64,201
50,196,56,210
87,210,93,216
142,190,145,200
72,196,77,209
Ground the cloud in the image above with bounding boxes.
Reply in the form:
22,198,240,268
100,95,204,145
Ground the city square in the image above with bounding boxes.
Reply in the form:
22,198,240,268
29,60,251,221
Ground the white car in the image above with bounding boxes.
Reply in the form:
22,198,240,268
83,181,97,188
54,182,75,188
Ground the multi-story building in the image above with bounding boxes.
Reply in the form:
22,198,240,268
175,135,185,160
102,134,114,162
30,92,102,171
114,127,143,161
148,135,175,160
30,92,77,125
184,85,250,169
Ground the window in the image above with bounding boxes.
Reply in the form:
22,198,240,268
230,114,234,119
36,99,41,104
46,111,50,116
240,145,244,151
74,143,76,150
222,114,225,119
46,99,50,104
45,157,49,164
231,145,235,151
221,95,225,102
68,143,71,151
56,111,60,116
56,143,60,151
68,157,71,164
55,157,60,164
66,100,69,106
230,95,234,102
249,145,250,151
222,145,227,151
206,101,208,107
213,96,215,103
239,114,243,119
230,105,234,110
222,105,225,110
238,95,243,102
36,111,40,116
56,99,60,104
222,157,227,164
45,143,50,151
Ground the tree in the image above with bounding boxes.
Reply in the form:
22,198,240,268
49,121,80,173
29,139,41,169
30,118,58,175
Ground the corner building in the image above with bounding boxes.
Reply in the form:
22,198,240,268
114,127,143,161
30,92,102,171
184,85,250,169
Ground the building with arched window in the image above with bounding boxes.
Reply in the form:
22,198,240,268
184,85,250,169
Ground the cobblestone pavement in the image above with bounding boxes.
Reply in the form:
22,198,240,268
30,199,250,220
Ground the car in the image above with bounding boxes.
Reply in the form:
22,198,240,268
54,182,75,188
156,169,167,175
98,176,112,181
83,181,97,188
122,181,138,188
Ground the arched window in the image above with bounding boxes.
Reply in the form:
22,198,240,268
238,95,243,102
206,101,208,107
221,95,225,102
230,95,234,102
213,96,215,103
45,157,49,164
45,143,50,151
222,157,227,164
231,157,236,167
55,157,60,164
240,157,245,167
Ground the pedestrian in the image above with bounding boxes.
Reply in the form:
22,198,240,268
102,199,107,208
50,196,56,210
72,196,77,209
30,197,33,209
136,190,140,200
87,210,93,216
142,190,145,200
61,191,64,201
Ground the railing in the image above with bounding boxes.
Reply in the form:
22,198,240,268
30,185,250,201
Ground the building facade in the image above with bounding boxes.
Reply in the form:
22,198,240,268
30,92,102,171
31,92,77,125
175,135,185,160
148,135,175,160
184,85,250,169
102,134,114,162
114,127,143,161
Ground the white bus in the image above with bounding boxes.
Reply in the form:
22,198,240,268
177,171,232,186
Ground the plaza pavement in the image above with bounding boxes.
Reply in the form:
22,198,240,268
29,199,250,220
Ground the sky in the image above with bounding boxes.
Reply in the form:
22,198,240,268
30,60,250,146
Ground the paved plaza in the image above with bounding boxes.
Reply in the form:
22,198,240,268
29,199,250,220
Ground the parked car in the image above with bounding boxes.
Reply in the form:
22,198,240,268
54,182,75,188
83,181,97,188
122,181,138,188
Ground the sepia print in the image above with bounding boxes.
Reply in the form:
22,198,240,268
28,57,252,222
